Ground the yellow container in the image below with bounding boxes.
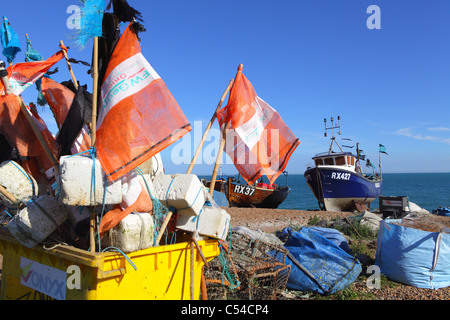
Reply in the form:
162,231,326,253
0,232,219,300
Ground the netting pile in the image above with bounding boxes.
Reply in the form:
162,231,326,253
204,229,291,300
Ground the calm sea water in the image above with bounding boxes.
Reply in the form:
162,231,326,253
202,173,450,212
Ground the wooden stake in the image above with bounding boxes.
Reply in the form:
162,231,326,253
201,268,208,300
209,121,229,196
91,37,99,146
0,184,18,205
89,36,99,252
155,208,174,245
59,40,79,90
186,79,234,174
208,64,242,196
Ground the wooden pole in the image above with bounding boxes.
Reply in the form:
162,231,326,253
0,184,18,205
89,36,99,252
209,121,229,196
186,79,234,174
155,208,174,245
200,268,208,300
59,40,79,90
208,64,242,196
91,37,99,146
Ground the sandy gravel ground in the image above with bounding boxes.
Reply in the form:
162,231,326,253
226,207,355,233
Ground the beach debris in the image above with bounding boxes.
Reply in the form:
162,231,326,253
0,160,39,208
232,226,284,247
153,173,205,216
102,211,155,253
59,154,122,206
176,205,230,241
359,210,383,231
406,201,430,214
6,195,68,248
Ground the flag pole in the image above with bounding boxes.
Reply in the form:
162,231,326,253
59,40,79,90
186,79,234,174
209,122,229,196
379,147,382,178
208,64,242,196
89,36,99,252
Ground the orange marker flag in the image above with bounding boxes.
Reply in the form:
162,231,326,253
217,67,300,184
0,50,64,95
96,23,191,181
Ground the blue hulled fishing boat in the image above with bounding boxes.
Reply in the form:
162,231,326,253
304,117,383,212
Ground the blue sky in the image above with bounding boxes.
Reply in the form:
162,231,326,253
2,0,450,176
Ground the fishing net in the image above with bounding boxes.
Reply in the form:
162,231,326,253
204,229,291,300
134,167,172,245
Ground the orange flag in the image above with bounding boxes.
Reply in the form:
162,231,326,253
0,50,64,95
96,23,191,181
40,77,91,154
217,67,300,184
0,95,58,183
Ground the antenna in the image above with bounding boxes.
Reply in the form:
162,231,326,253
324,116,343,153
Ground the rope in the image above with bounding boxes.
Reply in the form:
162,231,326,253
177,187,203,211
7,160,37,198
102,246,137,271
134,167,170,245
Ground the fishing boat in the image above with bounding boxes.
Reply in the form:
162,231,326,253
304,116,383,212
203,172,290,208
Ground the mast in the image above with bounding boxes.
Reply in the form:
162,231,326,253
324,116,343,153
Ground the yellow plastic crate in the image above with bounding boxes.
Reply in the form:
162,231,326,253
0,231,219,300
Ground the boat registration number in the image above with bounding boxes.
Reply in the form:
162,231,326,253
234,185,256,196
331,172,351,180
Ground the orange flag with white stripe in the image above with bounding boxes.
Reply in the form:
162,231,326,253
217,66,300,184
0,50,64,95
96,23,191,181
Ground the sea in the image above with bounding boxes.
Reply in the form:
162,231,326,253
201,172,450,212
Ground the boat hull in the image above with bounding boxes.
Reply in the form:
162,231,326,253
203,178,290,208
304,167,382,211
226,181,290,208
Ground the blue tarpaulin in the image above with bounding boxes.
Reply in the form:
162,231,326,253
278,227,362,295
376,219,450,289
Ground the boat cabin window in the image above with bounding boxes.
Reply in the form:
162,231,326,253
335,156,346,165
347,156,355,166
315,159,323,166
324,158,334,165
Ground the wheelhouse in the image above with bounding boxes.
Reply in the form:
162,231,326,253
312,152,357,172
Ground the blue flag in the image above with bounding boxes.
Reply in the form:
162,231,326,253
73,0,105,48
1,16,21,64
379,144,388,155
25,34,44,62
25,34,47,106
